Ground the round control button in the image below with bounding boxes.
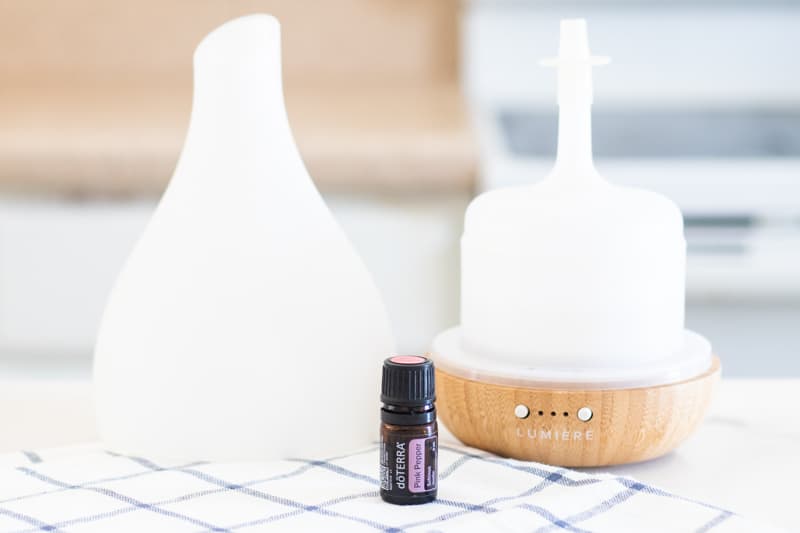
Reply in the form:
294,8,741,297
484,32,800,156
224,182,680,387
514,404,530,419
577,407,593,422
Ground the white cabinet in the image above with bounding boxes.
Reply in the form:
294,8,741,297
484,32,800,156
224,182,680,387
0,194,467,372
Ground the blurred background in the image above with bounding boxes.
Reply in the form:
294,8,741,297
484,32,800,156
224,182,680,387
1,0,798,449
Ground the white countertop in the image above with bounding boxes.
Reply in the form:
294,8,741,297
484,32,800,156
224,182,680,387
1,378,797,531
586,379,799,531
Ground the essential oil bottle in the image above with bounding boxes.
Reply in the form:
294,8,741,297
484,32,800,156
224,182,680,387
379,355,438,505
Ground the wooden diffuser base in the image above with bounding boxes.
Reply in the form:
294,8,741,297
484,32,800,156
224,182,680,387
436,356,720,467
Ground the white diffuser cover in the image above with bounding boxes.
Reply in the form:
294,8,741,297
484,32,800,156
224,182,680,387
94,15,394,461
460,20,688,369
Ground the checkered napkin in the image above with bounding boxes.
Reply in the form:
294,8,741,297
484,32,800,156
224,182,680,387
0,442,773,533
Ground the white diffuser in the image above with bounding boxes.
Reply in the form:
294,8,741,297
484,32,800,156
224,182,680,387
94,15,394,461
432,19,719,467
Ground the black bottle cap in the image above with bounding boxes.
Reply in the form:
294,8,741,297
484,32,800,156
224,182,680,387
381,355,435,407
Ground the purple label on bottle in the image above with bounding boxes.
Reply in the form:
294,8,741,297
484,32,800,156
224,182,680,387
380,432,437,498
409,438,428,493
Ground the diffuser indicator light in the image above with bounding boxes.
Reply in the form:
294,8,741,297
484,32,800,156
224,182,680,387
577,407,593,422
514,404,530,419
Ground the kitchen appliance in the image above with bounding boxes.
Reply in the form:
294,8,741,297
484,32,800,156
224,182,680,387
433,20,719,467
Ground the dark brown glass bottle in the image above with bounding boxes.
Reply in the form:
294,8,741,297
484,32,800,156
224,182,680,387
379,355,438,505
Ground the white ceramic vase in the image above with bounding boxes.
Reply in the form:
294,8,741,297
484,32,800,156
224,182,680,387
93,14,395,461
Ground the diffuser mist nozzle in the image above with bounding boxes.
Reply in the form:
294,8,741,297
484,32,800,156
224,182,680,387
540,19,609,106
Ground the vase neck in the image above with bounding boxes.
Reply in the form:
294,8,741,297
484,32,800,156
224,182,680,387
553,102,595,177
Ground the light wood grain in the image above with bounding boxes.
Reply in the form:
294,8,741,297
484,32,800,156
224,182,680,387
0,0,459,86
0,83,476,196
0,0,475,194
436,357,721,467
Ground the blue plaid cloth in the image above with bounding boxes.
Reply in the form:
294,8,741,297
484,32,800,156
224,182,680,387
0,441,774,532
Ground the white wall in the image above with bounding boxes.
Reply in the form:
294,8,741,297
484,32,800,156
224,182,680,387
464,2,800,107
